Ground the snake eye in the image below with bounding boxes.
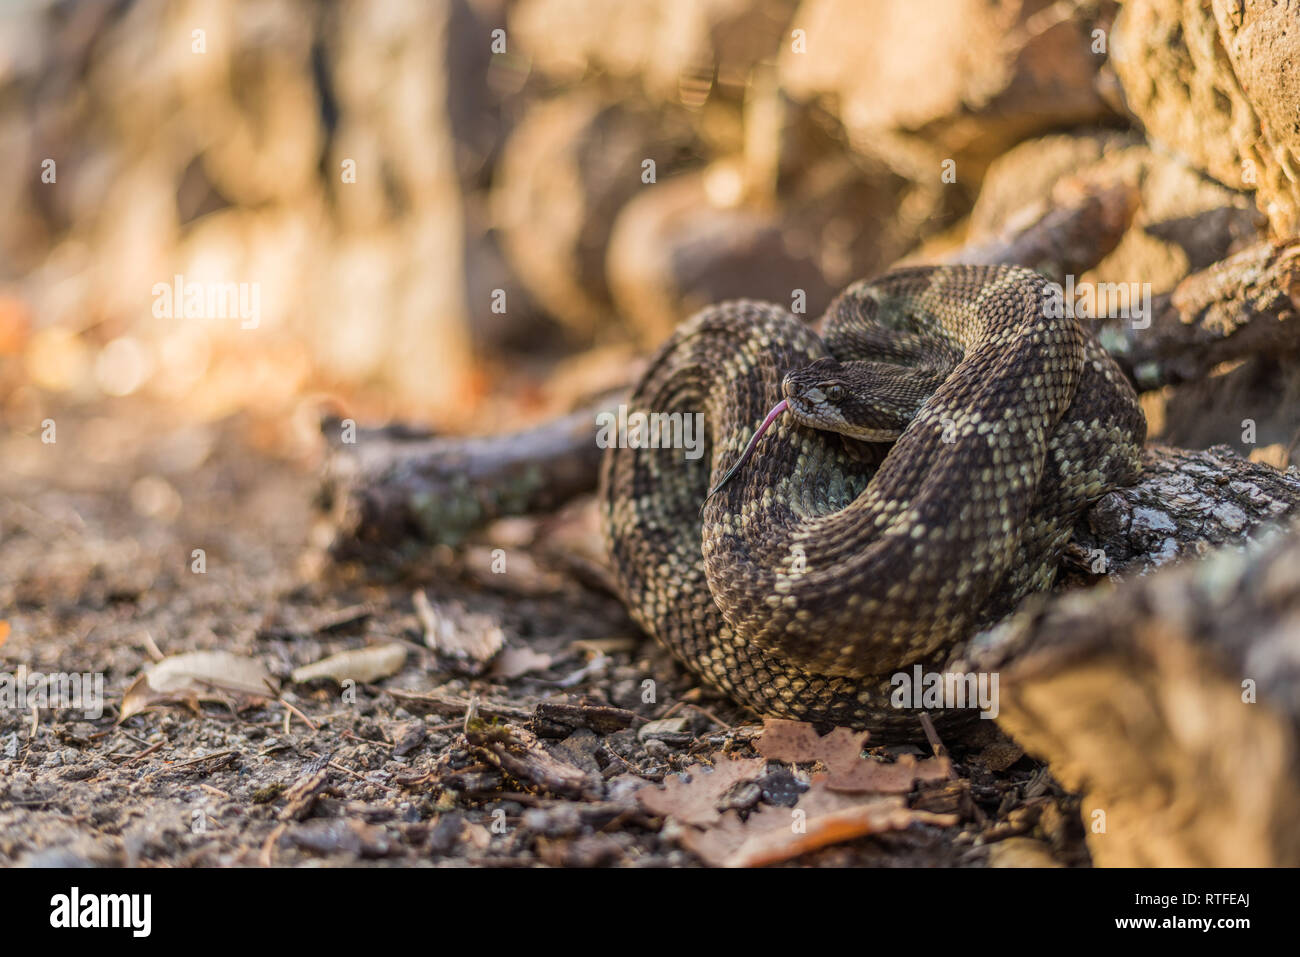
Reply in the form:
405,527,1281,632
823,384,844,402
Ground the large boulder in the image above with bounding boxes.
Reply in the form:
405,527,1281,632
779,0,1117,184
970,131,1265,296
1111,0,1300,237
511,0,800,102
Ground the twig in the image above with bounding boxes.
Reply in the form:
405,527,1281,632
259,823,286,867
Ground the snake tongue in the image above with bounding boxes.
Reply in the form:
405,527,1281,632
701,398,788,513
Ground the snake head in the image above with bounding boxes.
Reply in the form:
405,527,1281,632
702,355,933,511
782,356,921,442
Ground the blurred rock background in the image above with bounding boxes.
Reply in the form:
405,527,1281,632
0,0,1295,456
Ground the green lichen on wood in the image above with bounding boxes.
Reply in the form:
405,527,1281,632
408,464,548,546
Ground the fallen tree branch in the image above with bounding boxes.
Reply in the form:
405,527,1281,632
320,409,610,556
1066,444,1300,579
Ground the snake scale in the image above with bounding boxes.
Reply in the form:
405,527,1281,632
600,265,1146,735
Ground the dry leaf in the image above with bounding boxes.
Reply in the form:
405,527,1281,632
756,718,869,770
756,717,949,792
0,620,9,649
291,642,407,684
489,646,552,679
678,776,959,867
142,650,273,695
636,757,767,827
824,753,952,793
120,650,277,721
414,590,504,670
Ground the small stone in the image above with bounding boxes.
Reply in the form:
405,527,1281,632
637,717,691,743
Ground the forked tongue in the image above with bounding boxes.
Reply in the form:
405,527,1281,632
700,399,788,513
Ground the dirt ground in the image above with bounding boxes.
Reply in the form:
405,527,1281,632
0,401,1088,867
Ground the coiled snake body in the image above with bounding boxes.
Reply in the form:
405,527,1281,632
600,265,1145,734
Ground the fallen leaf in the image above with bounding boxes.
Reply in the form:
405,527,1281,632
121,650,277,721
824,753,952,793
756,717,949,792
636,757,767,827
490,646,552,679
756,718,869,770
144,650,273,695
678,776,959,867
291,643,407,684
415,591,504,671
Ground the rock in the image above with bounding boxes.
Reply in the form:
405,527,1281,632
427,812,468,856
971,132,1265,295
550,729,603,776
1111,0,1300,237
512,0,800,102
965,522,1300,866
637,716,691,742
780,0,1116,183
392,721,427,757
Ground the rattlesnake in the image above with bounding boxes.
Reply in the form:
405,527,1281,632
600,265,1146,735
